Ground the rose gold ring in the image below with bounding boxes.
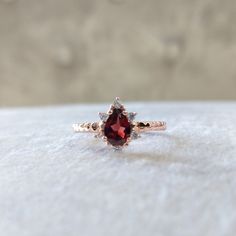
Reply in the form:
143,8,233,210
73,97,167,149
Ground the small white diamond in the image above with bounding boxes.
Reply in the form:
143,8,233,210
131,131,140,139
99,112,109,122
128,112,137,121
113,97,122,109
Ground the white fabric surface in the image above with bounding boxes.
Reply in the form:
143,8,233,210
0,102,236,236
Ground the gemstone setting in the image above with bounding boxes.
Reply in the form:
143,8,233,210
104,108,131,147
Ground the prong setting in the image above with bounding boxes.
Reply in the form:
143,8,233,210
122,111,128,116
102,136,108,142
96,98,138,149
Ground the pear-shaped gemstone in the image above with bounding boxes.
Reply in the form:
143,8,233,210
104,108,131,147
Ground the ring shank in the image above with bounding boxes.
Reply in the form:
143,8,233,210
133,121,166,132
73,122,100,133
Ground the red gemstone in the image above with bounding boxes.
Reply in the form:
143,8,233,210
104,108,131,147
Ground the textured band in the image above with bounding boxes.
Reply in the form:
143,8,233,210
73,122,100,133
133,121,167,132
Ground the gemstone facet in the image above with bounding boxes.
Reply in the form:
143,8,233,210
104,108,131,147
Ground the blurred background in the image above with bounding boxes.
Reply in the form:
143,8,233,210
0,0,235,107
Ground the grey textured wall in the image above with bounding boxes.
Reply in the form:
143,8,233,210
0,0,236,106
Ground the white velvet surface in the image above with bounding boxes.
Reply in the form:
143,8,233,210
0,102,236,236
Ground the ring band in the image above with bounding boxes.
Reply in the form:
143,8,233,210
73,98,167,149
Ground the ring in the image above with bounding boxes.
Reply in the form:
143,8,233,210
73,97,167,149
